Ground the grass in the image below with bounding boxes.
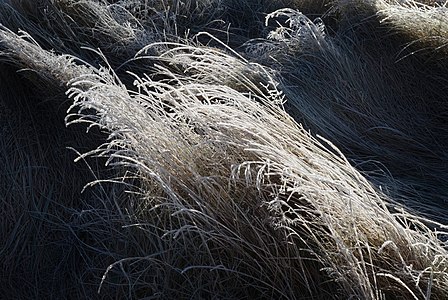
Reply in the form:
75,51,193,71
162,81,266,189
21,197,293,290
1,0,448,299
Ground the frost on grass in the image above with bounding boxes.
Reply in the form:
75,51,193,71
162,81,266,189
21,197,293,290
63,43,448,299
1,1,448,299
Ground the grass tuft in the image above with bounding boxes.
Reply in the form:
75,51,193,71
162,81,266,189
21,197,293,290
1,1,448,299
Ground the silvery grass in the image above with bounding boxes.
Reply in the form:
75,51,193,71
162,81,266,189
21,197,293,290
0,0,183,74
62,37,448,298
1,1,448,299
245,8,448,223
0,0,295,60
336,0,448,58
377,0,448,59
4,22,448,298
0,25,134,298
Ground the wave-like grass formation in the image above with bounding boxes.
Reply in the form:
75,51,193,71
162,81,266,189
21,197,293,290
1,0,447,299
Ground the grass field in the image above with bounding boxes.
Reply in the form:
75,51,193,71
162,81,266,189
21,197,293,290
1,0,448,299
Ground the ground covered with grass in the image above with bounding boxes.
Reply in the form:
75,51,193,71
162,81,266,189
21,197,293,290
1,0,448,299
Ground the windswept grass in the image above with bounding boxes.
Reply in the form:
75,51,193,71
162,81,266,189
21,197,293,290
64,42,448,298
0,0,447,299
246,8,448,223
378,0,448,60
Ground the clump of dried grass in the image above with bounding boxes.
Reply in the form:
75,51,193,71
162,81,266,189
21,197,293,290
1,1,448,299
63,41,448,298
377,0,448,60
335,0,448,59
245,8,448,224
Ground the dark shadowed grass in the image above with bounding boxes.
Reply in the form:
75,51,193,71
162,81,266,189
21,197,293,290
242,7,448,224
64,43,448,298
0,0,448,299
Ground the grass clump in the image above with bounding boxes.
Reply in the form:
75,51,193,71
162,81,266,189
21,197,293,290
0,0,448,299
